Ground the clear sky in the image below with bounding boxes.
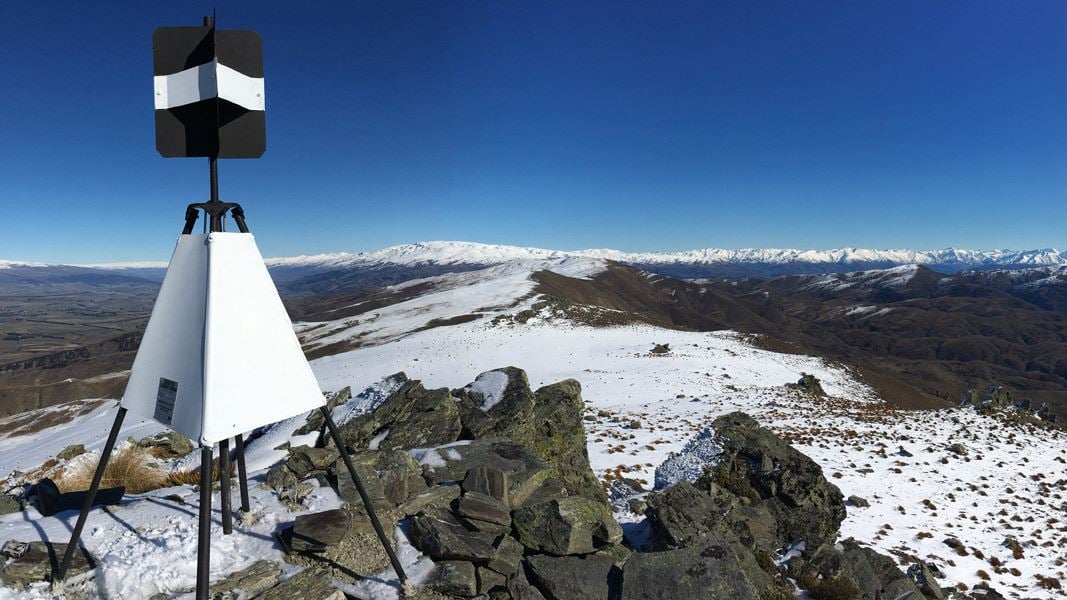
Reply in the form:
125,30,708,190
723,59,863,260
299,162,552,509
3,1,1067,263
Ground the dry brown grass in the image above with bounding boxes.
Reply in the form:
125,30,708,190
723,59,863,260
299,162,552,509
59,446,169,494
60,447,236,494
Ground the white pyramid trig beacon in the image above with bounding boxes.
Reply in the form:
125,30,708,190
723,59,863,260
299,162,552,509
55,15,406,600
120,232,324,444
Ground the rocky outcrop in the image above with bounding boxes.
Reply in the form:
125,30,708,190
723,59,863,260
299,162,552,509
262,371,921,600
698,412,845,550
336,379,463,451
454,369,607,504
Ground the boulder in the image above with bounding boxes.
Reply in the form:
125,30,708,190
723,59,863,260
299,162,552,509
477,566,508,594
698,412,845,549
486,535,525,577
456,492,511,526
508,568,549,600
426,560,478,598
137,431,194,457
816,539,922,600
789,373,826,397
266,464,299,494
257,567,344,600
948,442,968,456
398,484,461,517
0,542,94,590
57,444,86,461
210,560,282,599
644,481,728,550
462,466,511,506
286,446,340,479
620,537,779,600
336,449,425,506
410,507,498,562
0,493,21,515
421,439,553,508
336,380,462,451
288,509,350,553
454,370,607,505
525,554,620,600
848,495,870,508
512,496,623,555
908,560,946,600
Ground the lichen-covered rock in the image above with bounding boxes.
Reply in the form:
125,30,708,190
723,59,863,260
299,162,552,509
289,509,350,552
814,539,922,599
426,560,478,598
337,379,462,451
398,484,461,517
454,369,607,505
0,493,21,515
525,554,620,600
57,444,86,461
137,431,194,457
286,446,340,479
455,491,511,526
698,412,845,549
420,439,553,508
621,535,780,600
210,560,282,599
410,507,498,562
0,542,94,590
644,481,730,550
257,567,344,600
512,496,622,556
486,535,525,577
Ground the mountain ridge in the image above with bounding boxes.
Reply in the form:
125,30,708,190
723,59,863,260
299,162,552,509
11,240,1067,275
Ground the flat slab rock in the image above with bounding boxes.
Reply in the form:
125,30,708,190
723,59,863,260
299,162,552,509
0,541,94,589
257,567,344,600
289,508,350,553
209,559,281,599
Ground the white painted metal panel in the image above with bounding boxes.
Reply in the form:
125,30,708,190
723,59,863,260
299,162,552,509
120,235,208,441
201,233,324,444
121,233,324,445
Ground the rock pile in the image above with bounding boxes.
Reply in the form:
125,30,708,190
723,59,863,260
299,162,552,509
265,368,954,599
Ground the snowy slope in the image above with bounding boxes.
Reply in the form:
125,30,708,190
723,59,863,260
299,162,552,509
2,255,1065,599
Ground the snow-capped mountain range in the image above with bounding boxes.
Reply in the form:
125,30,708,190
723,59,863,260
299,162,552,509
6,241,1067,279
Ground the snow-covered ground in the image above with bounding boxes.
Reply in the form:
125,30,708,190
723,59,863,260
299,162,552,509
2,262,1065,599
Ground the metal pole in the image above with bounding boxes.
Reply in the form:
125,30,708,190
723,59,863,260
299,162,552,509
219,439,232,535
319,406,407,584
56,407,127,581
234,434,250,512
208,157,222,232
196,446,213,600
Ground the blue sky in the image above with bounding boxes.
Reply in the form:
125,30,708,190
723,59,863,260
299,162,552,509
2,2,1067,263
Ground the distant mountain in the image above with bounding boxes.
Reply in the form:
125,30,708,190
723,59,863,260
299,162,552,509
7,241,1067,290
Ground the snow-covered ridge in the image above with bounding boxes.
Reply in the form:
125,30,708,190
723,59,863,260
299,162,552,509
10,241,1067,272
267,242,1067,270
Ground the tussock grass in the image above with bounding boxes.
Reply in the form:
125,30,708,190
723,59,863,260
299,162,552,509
59,446,236,493
59,446,168,494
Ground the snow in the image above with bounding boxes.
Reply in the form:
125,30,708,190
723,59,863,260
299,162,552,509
464,370,510,411
653,426,724,490
10,241,1067,275
3,247,1067,598
408,441,473,468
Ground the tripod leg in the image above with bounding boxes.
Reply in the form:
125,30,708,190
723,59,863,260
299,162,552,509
219,439,233,535
196,446,213,600
56,406,127,582
234,434,250,512
319,406,407,584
